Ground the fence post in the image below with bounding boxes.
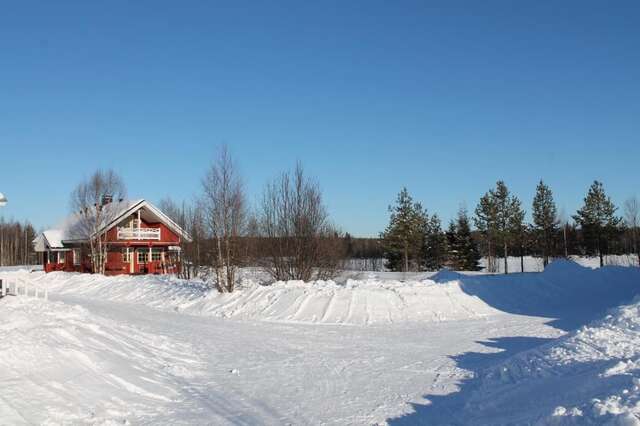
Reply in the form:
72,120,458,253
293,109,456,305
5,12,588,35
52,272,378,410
1,279,4,297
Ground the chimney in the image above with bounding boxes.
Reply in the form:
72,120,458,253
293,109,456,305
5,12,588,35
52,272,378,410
101,194,113,206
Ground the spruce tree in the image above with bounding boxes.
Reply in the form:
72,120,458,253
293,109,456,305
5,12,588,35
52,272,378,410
445,209,481,271
455,208,481,271
423,214,448,270
380,188,427,272
445,219,459,269
532,180,558,267
573,181,621,267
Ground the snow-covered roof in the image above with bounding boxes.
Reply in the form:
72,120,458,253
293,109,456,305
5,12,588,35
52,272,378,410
43,230,64,248
33,198,191,252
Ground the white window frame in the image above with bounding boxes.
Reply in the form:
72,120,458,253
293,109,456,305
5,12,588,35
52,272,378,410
137,250,148,264
122,248,131,263
73,249,81,266
151,247,162,262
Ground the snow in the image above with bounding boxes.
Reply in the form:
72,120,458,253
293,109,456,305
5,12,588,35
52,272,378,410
408,295,640,425
480,254,640,273
1,261,640,424
29,271,502,325
0,297,204,425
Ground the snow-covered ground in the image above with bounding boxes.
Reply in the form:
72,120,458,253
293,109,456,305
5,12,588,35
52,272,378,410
1,261,640,425
393,294,640,425
479,254,640,273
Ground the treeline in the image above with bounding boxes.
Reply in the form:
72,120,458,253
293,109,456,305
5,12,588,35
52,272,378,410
58,151,638,287
0,219,38,266
379,180,640,273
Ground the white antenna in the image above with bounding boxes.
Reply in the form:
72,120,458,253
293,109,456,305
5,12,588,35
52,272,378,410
0,192,7,207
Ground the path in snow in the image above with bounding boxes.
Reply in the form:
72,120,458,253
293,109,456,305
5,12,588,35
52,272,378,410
2,261,639,424
36,294,563,425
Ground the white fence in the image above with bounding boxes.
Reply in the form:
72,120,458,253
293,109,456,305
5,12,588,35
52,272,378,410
0,277,48,300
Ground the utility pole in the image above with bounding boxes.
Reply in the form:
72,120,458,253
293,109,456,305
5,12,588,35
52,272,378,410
0,193,7,267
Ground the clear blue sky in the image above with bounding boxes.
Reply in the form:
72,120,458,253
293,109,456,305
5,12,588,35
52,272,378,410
1,1,639,236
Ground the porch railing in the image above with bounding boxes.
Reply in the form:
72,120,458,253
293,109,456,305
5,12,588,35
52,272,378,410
117,227,161,240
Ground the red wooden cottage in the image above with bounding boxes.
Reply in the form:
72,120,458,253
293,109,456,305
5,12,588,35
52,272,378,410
34,199,191,275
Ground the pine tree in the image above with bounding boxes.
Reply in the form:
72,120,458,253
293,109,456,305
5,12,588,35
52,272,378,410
478,181,522,274
509,197,526,273
423,214,447,270
573,181,622,267
532,180,558,267
475,191,498,272
380,188,427,272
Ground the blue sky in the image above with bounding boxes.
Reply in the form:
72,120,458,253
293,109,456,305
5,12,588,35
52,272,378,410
1,1,639,236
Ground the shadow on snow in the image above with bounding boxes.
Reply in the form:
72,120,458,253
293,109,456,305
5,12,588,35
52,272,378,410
388,261,640,425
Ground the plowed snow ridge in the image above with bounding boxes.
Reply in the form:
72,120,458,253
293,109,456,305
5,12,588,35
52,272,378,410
5,260,639,326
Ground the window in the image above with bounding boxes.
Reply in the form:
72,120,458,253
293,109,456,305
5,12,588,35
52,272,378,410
58,251,66,264
122,248,131,263
48,251,57,263
151,248,162,262
119,216,140,229
137,250,148,263
73,249,81,266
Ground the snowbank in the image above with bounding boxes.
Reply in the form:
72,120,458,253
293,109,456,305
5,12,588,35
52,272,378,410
0,297,204,424
444,260,640,330
17,271,502,325
479,255,640,273
3,260,638,327
442,296,640,425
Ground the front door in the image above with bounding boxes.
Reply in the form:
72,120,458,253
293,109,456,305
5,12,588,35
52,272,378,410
136,248,148,273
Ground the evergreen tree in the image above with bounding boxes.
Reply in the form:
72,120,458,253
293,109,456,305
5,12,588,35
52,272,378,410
510,197,526,272
477,181,522,274
423,214,448,270
454,208,481,271
573,181,622,267
445,219,459,268
475,191,498,272
532,180,558,267
380,188,427,272
445,209,481,271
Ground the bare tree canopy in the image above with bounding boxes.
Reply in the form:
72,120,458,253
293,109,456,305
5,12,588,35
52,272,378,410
201,146,247,292
258,162,345,282
69,169,127,274
624,196,640,267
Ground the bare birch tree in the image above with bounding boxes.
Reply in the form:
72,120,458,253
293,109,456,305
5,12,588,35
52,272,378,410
258,162,345,282
69,169,127,274
201,146,246,292
624,196,640,267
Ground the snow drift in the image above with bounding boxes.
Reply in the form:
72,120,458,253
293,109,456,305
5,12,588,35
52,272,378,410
3,259,638,327
0,297,204,425
21,271,502,325
415,295,640,425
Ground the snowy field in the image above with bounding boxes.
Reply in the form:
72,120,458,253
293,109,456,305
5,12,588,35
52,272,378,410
1,260,640,425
